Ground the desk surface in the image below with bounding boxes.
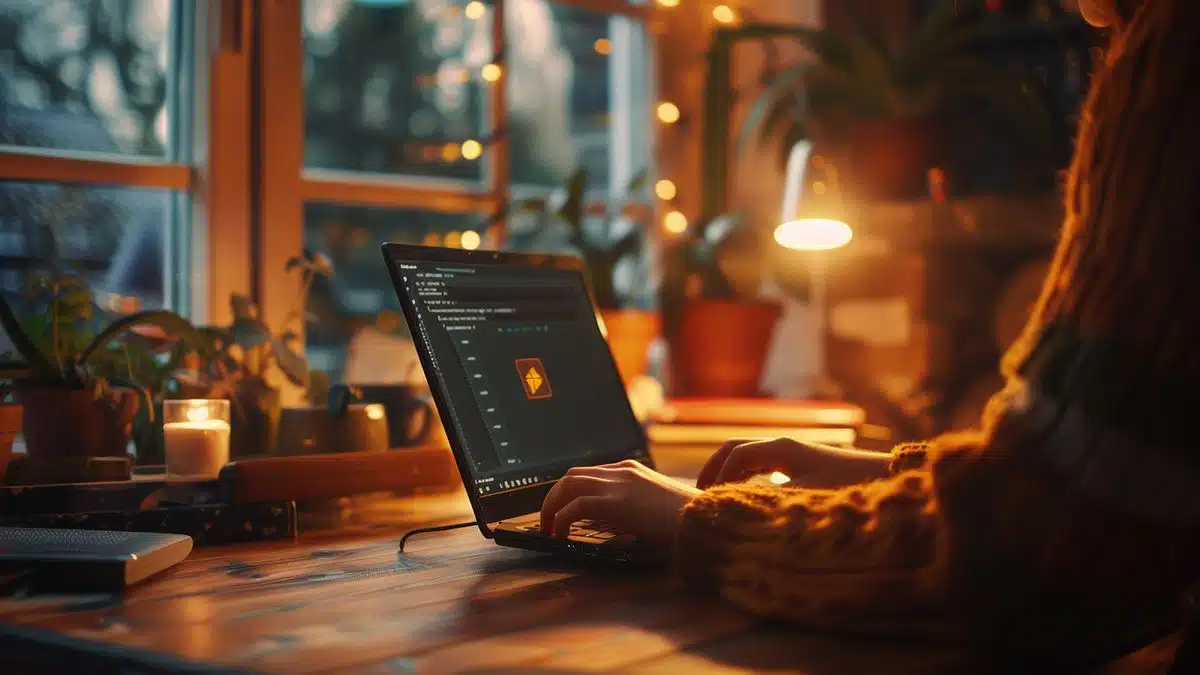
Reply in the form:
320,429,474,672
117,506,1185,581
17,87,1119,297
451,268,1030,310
0,481,1183,673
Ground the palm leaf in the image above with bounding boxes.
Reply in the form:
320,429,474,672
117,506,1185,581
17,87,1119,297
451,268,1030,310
739,63,810,155
78,311,203,367
0,295,55,376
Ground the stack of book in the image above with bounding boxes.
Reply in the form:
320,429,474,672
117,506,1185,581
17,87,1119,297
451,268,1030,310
647,398,865,448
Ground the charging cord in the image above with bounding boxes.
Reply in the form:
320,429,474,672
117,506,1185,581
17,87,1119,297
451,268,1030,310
397,522,477,553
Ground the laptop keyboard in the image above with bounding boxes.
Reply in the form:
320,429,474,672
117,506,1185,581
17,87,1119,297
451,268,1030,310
512,519,626,542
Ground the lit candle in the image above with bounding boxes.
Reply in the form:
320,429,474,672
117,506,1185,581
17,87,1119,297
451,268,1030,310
163,400,231,478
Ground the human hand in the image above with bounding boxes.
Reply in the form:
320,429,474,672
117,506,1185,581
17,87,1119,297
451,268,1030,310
696,437,891,490
539,460,702,551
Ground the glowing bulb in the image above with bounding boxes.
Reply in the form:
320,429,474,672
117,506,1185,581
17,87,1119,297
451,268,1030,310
481,63,502,82
445,231,463,248
441,143,460,162
593,38,612,55
768,471,791,485
712,5,736,23
461,139,483,160
464,1,485,19
664,210,688,234
461,229,482,250
656,0,679,6
654,179,677,201
365,404,386,421
774,218,853,251
656,102,680,124
186,404,210,424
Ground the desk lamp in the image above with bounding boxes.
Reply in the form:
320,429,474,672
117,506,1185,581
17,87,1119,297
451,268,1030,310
771,140,853,395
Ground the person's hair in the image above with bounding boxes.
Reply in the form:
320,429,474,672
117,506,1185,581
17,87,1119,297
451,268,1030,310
1005,0,1200,376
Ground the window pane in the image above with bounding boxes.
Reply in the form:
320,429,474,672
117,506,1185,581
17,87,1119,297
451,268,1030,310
507,1,614,190
303,0,490,181
304,203,491,379
0,0,177,158
0,181,175,309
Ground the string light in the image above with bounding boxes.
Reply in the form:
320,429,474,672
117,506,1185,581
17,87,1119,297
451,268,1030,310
481,63,502,82
593,38,612,55
712,5,737,24
441,143,460,162
656,0,680,6
664,210,688,234
461,230,482,250
656,102,680,124
654,179,677,200
461,139,483,160
445,231,463,248
464,1,485,20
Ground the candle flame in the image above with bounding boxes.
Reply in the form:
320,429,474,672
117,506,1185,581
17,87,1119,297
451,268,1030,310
186,405,210,424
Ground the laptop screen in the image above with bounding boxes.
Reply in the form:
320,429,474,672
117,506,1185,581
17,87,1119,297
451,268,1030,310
390,255,646,498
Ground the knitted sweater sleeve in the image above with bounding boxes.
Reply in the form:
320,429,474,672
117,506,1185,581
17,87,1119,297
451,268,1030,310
674,444,956,638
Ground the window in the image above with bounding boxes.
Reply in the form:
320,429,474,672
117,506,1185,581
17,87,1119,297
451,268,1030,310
0,0,200,312
275,0,656,374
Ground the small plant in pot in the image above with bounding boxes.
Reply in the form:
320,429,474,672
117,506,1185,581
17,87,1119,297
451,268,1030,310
186,251,334,458
0,274,202,482
660,212,782,398
498,168,660,382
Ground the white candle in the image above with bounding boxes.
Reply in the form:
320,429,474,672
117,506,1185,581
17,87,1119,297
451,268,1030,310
164,401,231,478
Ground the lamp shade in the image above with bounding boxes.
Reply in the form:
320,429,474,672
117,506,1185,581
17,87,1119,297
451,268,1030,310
774,218,853,251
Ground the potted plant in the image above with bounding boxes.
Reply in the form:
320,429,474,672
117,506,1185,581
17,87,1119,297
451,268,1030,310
660,212,782,398
500,168,660,382
738,0,1050,200
186,251,334,458
0,273,202,478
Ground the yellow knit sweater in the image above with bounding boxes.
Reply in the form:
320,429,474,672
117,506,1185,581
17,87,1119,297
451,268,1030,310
675,1,1200,666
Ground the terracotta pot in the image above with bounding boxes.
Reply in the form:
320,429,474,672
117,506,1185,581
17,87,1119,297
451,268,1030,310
0,404,20,482
843,118,934,201
16,387,140,460
600,309,661,382
669,299,782,398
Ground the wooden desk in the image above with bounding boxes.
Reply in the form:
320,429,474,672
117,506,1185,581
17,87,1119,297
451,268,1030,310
0,457,1183,674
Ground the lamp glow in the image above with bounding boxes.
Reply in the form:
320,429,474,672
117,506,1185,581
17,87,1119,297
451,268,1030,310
774,218,852,251
461,229,482,250
481,63,502,82
464,1,485,19
656,102,680,124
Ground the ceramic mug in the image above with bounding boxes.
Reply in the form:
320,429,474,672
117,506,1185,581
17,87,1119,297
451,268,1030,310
355,384,438,448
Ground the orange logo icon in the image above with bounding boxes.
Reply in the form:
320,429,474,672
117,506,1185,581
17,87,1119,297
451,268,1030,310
515,358,552,399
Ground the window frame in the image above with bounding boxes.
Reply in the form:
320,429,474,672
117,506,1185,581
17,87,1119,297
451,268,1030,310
256,0,659,362
0,0,253,324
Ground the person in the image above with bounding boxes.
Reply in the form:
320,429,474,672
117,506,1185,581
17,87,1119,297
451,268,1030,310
539,0,1200,668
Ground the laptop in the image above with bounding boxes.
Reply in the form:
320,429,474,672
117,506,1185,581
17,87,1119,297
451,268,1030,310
382,243,653,563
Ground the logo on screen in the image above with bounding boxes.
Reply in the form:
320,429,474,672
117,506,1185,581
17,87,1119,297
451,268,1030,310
515,358,552,399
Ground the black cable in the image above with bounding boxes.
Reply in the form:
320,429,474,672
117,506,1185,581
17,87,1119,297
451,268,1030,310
397,522,477,553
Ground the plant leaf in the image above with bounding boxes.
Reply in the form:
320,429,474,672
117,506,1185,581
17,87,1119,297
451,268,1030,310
624,169,648,196
556,168,588,235
78,311,203,367
230,318,271,349
0,294,56,376
106,376,155,424
739,64,811,156
327,384,360,420
231,294,257,321
271,335,310,389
